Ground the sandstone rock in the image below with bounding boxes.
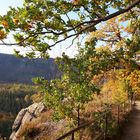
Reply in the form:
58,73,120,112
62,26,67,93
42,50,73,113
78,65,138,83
10,102,47,140
12,108,27,132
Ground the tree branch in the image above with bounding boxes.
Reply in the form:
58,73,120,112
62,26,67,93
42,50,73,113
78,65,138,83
49,0,140,47
0,0,139,47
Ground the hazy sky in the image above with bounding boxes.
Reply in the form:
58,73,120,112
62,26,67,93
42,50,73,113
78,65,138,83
0,0,23,15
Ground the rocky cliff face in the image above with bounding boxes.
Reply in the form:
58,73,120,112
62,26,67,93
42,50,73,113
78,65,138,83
10,102,68,140
10,102,47,140
0,53,60,83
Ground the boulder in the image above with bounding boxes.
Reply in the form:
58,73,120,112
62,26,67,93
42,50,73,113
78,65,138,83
10,102,47,140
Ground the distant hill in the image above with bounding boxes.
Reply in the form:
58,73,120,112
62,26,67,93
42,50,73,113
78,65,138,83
0,53,60,83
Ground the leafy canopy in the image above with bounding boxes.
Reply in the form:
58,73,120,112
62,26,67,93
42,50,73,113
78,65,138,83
0,0,139,58
0,0,140,123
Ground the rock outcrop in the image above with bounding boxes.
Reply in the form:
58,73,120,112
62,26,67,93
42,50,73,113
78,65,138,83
10,102,69,140
10,102,47,140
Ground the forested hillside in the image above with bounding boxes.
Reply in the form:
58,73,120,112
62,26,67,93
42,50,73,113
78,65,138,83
0,83,37,139
0,53,60,83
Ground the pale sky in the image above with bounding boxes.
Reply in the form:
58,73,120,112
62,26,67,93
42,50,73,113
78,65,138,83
0,0,78,57
0,0,23,15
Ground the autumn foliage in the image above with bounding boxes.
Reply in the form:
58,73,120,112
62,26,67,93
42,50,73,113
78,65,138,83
0,0,140,139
